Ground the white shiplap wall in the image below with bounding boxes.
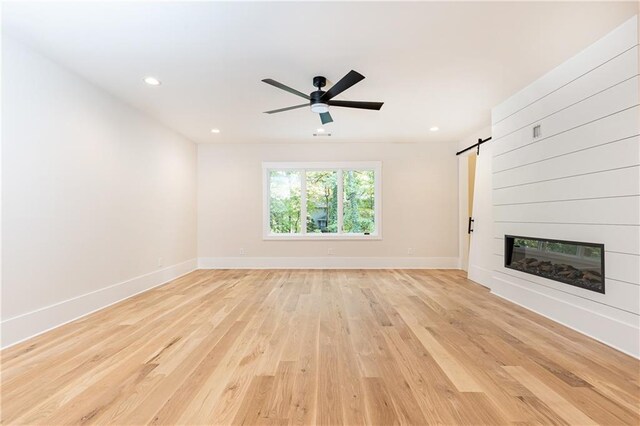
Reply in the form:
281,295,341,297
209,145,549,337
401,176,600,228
490,16,640,358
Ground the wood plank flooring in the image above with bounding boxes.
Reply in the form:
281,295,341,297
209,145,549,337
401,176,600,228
1,269,639,425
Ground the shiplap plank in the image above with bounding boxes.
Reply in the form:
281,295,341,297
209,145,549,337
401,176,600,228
493,76,639,156
493,267,640,317
493,46,638,139
493,196,639,225
493,106,639,173
493,222,640,256
493,166,640,205
491,272,640,357
605,251,640,285
492,16,638,124
493,136,640,189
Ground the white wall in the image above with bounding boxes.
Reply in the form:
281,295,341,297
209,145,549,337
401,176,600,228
489,16,639,357
198,141,459,268
1,37,198,347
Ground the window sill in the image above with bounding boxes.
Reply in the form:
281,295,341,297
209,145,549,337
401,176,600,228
263,234,382,241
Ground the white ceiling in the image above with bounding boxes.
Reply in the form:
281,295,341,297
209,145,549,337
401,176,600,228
3,1,637,144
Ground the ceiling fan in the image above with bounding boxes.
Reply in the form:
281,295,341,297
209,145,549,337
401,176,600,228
261,70,384,125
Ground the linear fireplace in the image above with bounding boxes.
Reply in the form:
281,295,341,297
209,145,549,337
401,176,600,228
504,235,605,294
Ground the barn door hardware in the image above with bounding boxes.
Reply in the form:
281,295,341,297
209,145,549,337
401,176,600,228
456,136,492,156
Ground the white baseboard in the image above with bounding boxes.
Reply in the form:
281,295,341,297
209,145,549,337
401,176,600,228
490,274,640,359
198,256,460,269
468,264,493,289
1,258,198,349
5,257,636,360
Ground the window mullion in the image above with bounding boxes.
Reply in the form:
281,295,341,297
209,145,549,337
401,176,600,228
337,169,344,233
300,169,307,235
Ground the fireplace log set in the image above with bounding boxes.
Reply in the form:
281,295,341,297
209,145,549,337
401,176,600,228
509,257,603,291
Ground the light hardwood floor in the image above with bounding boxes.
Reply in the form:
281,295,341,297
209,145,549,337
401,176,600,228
1,269,639,425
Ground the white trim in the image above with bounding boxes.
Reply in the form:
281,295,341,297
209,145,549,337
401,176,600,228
468,263,493,289
263,161,382,240
198,256,459,269
263,161,381,170
0,259,198,349
263,233,382,241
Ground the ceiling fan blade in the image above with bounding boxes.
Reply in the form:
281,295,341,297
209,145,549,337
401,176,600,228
264,103,308,114
262,79,310,100
328,100,384,110
321,70,365,101
320,112,333,125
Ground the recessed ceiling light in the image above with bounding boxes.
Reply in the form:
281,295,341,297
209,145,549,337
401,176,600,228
316,128,325,133
143,76,161,86
430,126,439,132
210,128,220,134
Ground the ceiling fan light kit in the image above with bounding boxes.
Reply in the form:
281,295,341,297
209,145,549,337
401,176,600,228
262,70,384,125
310,103,329,114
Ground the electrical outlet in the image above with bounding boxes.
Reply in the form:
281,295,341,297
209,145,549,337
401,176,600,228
239,248,245,256
327,248,334,255
407,248,413,255
157,257,163,268
533,124,542,139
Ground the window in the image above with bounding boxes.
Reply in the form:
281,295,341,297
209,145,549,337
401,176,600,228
306,171,338,234
343,170,375,234
269,170,301,234
263,162,381,239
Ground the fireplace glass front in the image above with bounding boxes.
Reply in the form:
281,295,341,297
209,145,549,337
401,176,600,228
504,235,605,294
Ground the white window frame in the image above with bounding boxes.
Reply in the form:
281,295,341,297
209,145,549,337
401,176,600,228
263,161,382,240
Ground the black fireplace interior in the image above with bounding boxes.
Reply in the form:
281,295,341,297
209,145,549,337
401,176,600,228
504,235,605,294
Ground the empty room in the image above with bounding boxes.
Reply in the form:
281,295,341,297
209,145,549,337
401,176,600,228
1,1,639,425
